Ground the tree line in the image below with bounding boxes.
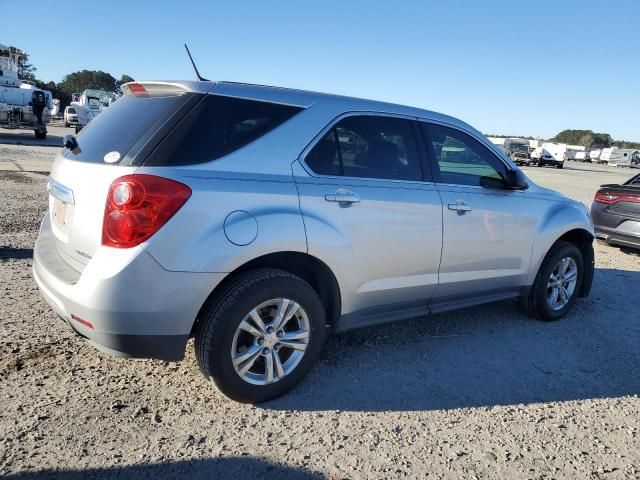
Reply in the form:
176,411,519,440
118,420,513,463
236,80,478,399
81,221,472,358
1,45,134,110
549,130,639,150
486,129,638,150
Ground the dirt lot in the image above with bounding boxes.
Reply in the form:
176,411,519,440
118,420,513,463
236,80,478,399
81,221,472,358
0,146,639,479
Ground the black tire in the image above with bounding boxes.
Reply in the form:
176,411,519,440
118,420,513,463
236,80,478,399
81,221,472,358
195,268,327,403
34,131,46,140
521,241,584,321
557,163,564,169
64,122,69,127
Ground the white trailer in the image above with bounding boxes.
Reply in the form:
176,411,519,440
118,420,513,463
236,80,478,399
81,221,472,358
542,142,567,161
487,136,507,146
606,148,639,167
599,148,616,164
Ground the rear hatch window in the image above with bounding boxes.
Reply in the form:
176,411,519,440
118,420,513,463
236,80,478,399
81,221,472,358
144,94,303,166
63,93,194,164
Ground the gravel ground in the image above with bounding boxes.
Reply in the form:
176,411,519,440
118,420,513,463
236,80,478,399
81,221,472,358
0,147,639,480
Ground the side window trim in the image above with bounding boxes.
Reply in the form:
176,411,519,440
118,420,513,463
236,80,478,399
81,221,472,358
299,111,432,184
418,119,510,187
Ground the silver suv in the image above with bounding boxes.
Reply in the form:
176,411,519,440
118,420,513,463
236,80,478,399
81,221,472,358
33,81,595,402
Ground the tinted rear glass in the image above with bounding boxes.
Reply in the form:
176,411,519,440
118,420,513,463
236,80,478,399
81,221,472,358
63,94,190,163
144,95,303,166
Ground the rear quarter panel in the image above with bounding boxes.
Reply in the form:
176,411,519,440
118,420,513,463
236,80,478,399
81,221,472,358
138,168,307,273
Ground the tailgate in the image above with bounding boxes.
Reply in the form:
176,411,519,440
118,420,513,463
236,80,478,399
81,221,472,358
48,155,137,271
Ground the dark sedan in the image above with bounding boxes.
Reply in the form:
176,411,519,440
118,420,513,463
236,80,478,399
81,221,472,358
592,172,640,250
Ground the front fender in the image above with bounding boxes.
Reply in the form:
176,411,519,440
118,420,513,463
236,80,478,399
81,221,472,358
527,199,594,286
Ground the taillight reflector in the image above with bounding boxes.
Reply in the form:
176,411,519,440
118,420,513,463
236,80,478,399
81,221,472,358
71,315,94,329
102,175,191,248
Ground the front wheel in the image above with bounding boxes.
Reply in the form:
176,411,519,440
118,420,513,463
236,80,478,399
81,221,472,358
195,269,326,403
521,241,584,321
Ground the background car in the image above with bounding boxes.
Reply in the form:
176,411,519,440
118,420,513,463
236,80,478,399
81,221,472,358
63,106,78,127
592,172,640,250
538,151,564,169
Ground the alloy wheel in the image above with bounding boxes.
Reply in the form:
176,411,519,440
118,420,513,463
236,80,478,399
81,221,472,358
231,298,310,385
546,256,578,311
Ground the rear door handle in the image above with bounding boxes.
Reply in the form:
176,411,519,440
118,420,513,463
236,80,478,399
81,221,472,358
447,201,472,213
325,190,360,205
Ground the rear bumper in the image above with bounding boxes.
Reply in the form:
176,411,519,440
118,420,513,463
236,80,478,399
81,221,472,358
33,215,225,361
591,204,640,250
594,227,640,249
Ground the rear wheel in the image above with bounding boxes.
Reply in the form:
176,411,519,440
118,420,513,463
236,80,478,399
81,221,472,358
195,269,326,403
557,163,564,169
521,241,584,321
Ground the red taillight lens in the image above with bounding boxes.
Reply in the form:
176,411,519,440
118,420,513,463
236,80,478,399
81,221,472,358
126,83,148,97
594,190,640,205
102,175,191,248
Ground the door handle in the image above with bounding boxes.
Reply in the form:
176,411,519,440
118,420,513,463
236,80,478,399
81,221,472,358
447,201,472,213
325,190,360,205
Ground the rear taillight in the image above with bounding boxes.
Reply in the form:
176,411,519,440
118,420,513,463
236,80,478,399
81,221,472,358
102,175,191,248
594,190,640,205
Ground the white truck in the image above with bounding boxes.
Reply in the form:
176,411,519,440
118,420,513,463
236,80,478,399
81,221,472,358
0,46,52,139
70,89,118,133
505,137,532,165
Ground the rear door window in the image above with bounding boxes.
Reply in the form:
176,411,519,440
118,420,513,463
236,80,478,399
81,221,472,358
305,115,424,181
63,94,191,163
145,95,303,166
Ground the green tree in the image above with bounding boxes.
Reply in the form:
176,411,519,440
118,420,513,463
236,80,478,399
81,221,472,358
117,74,135,87
549,129,612,149
58,70,119,95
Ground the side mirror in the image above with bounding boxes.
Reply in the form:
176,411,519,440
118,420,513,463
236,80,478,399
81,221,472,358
63,134,79,153
504,169,529,190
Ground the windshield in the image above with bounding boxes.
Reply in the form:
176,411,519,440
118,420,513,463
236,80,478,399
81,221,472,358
510,144,529,153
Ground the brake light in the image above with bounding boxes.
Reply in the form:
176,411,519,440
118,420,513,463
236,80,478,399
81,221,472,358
124,83,148,97
594,190,640,205
102,175,191,248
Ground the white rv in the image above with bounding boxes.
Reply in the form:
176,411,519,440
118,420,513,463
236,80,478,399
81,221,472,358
565,144,585,161
599,148,616,165
605,148,640,167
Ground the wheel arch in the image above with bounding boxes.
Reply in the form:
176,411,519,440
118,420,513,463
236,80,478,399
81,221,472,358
555,228,594,297
191,251,342,336
530,227,595,298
